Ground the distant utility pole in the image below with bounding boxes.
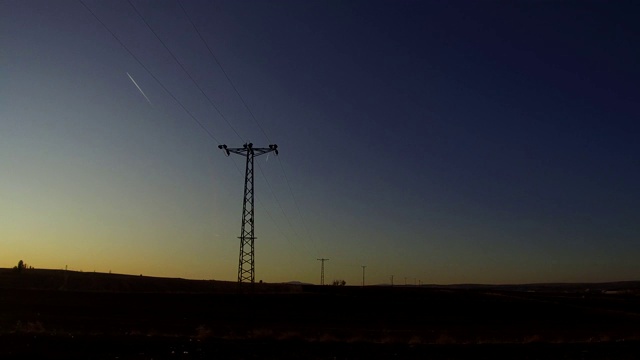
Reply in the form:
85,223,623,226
218,143,279,283
361,265,366,287
390,275,394,286
317,258,329,285
404,277,407,286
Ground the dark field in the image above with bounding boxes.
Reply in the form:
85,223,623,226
2,269,640,359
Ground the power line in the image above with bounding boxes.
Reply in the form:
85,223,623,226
135,0,322,270
276,157,321,255
175,0,312,255
126,0,244,143
126,0,314,271
230,157,310,260
178,1,370,276
177,0,323,263
176,0,271,144
79,0,366,282
229,150,322,278
77,0,219,144
125,0,309,264
254,162,317,257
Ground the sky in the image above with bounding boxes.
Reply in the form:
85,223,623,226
1,0,639,285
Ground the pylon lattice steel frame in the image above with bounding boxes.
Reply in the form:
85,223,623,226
317,258,329,285
218,143,278,283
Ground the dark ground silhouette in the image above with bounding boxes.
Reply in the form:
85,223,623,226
2,269,640,359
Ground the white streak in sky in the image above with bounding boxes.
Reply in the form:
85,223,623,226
126,72,152,105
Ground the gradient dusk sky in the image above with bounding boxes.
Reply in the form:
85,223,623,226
2,0,639,285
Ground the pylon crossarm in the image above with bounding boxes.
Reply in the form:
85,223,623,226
226,148,275,156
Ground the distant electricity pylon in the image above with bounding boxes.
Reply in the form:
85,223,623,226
361,265,366,287
317,258,329,285
218,143,278,283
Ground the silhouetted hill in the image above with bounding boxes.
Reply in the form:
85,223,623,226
3,268,639,295
422,282,640,293
3,266,640,359
0,268,301,294
284,280,314,286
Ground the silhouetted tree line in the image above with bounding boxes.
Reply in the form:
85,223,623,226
332,279,346,286
13,260,33,273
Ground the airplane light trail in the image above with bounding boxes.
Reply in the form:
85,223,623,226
126,72,152,105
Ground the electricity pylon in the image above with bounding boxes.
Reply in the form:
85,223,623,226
218,143,278,283
317,258,329,285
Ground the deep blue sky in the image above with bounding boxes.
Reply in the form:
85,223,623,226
1,0,639,284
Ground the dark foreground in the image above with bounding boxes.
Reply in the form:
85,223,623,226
2,334,640,359
2,269,640,358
